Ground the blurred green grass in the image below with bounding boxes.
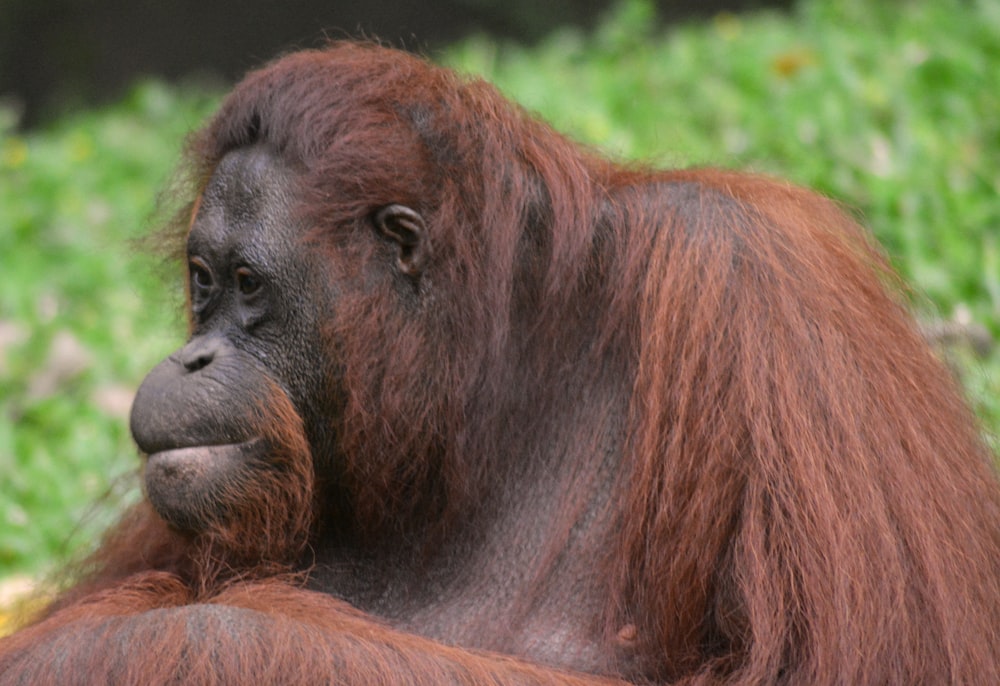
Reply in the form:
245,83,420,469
1,0,997,578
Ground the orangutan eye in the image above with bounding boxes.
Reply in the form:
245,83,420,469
236,268,262,296
189,260,215,304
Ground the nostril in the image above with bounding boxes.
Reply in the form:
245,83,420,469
179,336,223,373
184,352,214,372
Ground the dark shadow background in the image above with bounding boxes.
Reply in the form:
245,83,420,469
0,0,789,128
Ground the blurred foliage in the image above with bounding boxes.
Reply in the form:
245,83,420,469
0,83,218,577
1,0,997,581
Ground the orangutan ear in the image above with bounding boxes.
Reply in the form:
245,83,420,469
374,204,429,277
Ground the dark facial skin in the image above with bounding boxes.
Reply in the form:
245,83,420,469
129,145,331,532
130,144,428,534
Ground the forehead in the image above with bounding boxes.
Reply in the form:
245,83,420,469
189,145,302,255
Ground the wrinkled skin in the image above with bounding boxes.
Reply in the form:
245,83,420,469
130,143,431,537
131,146,329,531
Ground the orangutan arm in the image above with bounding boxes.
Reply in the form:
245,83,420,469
0,573,626,686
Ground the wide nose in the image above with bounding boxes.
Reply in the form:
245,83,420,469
179,335,225,373
131,335,263,454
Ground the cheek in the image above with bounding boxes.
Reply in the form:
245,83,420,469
261,290,341,421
